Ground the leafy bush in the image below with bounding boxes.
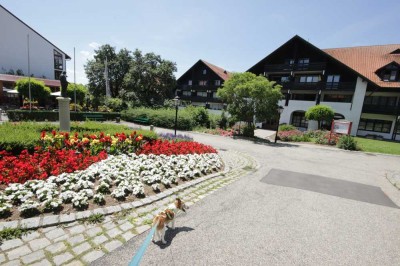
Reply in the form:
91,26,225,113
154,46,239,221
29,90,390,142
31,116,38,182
15,78,51,106
122,107,194,130
305,105,335,129
337,135,358,150
6,110,120,122
242,124,255,137
67,83,88,105
219,111,228,129
278,130,310,142
279,124,297,131
104,97,126,112
304,130,326,138
315,132,340,145
70,103,83,112
183,106,210,127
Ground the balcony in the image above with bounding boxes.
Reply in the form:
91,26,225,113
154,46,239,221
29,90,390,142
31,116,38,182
278,81,356,91
179,85,220,91
362,104,398,115
265,62,326,73
179,95,223,103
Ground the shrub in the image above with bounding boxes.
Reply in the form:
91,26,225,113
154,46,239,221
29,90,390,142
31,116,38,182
121,108,194,130
305,105,335,129
242,124,255,137
315,132,340,145
337,135,358,150
15,78,51,106
104,97,126,112
278,130,308,142
6,110,120,122
279,124,297,131
185,106,210,127
70,103,83,112
219,111,228,129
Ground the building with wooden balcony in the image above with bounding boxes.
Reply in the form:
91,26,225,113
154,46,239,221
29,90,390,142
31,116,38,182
248,35,400,141
176,60,230,110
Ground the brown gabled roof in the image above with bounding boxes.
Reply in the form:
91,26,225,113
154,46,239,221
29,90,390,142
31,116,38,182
323,44,400,88
200,60,231,80
0,74,60,88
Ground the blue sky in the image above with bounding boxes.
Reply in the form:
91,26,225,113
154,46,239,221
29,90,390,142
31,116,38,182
2,0,400,84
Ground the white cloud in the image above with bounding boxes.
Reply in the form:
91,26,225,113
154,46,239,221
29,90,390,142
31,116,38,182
89,42,100,49
80,50,92,61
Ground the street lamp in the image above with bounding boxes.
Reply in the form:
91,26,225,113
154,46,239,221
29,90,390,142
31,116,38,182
274,106,284,143
173,96,180,137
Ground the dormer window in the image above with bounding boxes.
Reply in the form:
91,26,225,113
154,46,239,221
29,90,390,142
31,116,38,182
376,62,399,82
203,69,207,75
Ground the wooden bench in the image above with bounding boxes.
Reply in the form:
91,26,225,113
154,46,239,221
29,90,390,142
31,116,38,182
133,116,150,124
83,114,105,121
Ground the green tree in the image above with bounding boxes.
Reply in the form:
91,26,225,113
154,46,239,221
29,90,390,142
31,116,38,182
121,49,177,106
84,44,132,98
217,72,282,135
15,78,51,106
67,83,88,105
305,105,335,129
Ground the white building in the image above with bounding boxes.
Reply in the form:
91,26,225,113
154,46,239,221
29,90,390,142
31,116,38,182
0,4,70,103
248,35,400,141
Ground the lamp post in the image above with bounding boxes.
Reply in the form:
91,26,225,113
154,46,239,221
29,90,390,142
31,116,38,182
173,96,180,137
274,106,284,143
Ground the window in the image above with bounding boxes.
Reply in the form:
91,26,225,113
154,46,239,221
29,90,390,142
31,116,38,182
291,111,308,128
390,70,397,81
358,119,392,133
199,80,207,86
327,75,340,83
323,94,352,103
297,58,310,70
291,94,316,101
215,80,221,86
298,58,310,65
213,92,219,98
203,69,207,75
281,76,290,83
364,96,398,106
197,91,207,97
182,91,191,96
285,59,295,65
299,76,320,83
188,80,192,86
54,50,63,70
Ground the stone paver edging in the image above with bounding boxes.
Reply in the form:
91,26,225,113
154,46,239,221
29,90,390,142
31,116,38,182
0,150,259,266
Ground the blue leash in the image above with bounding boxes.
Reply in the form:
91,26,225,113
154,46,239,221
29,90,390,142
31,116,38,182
129,225,157,266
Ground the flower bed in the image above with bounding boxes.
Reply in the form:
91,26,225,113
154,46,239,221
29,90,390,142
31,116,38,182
139,140,216,155
0,152,223,219
201,128,236,137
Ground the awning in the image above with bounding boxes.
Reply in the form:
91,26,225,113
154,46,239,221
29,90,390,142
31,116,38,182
7,89,19,94
50,91,61,96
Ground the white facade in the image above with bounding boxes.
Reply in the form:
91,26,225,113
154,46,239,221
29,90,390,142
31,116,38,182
278,77,369,136
0,5,69,80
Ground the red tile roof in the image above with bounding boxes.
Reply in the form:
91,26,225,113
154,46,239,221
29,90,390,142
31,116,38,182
200,60,231,80
0,74,61,88
323,44,400,88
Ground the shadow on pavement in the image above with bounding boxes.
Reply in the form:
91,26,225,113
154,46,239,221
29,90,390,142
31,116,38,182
153,226,194,249
232,136,300,148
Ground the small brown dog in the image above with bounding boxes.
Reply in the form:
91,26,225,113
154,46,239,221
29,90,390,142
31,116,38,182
152,198,188,244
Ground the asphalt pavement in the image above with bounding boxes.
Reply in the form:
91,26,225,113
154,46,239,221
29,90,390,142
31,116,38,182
93,124,400,265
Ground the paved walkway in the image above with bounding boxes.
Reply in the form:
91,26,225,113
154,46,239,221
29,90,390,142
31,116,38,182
0,150,257,266
1,121,400,265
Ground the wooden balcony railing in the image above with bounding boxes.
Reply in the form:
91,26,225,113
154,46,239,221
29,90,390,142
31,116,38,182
362,104,399,115
278,81,356,91
264,62,326,73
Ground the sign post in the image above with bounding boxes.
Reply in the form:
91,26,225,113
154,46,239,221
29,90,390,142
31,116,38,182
329,120,352,143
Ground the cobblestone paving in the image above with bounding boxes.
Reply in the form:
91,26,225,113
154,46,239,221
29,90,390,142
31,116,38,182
0,150,258,265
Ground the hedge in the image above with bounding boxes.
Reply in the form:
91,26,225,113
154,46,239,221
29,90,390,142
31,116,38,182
121,108,195,130
6,110,120,122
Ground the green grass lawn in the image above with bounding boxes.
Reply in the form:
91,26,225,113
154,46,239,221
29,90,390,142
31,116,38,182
354,137,400,155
